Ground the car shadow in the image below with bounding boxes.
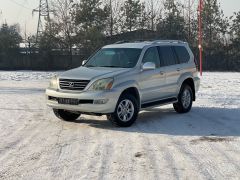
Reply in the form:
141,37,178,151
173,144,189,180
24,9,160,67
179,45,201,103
69,106,240,137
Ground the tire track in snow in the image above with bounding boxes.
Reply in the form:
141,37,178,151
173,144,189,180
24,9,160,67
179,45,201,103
0,117,45,162
97,141,114,180
208,142,240,178
135,121,176,180
136,117,212,180
82,143,102,179
170,138,216,179
0,122,57,179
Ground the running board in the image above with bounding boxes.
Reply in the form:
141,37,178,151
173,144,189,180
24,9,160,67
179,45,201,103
141,97,178,109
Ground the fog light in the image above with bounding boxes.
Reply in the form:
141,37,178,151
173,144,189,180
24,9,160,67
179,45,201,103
93,99,109,104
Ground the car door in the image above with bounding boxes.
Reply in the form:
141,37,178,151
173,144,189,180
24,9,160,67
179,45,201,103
139,46,167,103
158,46,181,97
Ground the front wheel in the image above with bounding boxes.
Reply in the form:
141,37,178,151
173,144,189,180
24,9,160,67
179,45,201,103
53,109,81,121
173,84,193,113
107,94,139,127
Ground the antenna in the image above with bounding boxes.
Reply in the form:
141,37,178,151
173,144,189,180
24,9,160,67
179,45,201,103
33,0,51,44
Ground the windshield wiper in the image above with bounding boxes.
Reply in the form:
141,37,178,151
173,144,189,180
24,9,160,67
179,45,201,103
85,65,96,67
98,65,120,68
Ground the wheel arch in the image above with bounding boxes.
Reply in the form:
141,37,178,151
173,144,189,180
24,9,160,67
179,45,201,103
181,78,196,101
120,87,141,108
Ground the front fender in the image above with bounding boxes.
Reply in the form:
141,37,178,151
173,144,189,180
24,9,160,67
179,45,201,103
113,80,141,99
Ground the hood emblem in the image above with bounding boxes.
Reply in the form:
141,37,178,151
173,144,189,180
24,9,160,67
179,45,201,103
69,82,75,87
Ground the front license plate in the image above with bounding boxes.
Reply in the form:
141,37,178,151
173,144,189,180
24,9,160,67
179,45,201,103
58,98,79,105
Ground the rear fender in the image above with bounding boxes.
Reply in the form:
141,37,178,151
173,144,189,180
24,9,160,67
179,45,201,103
176,72,194,94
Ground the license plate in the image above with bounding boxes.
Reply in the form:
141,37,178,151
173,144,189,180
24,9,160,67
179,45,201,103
58,98,79,105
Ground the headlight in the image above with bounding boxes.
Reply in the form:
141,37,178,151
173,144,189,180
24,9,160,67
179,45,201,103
88,78,114,91
49,75,58,89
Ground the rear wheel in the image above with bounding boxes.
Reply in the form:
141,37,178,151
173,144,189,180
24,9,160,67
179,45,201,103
53,109,81,121
107,94,139,127
173,84,193,113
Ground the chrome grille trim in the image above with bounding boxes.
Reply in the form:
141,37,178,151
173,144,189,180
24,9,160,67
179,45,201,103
59,79,90,90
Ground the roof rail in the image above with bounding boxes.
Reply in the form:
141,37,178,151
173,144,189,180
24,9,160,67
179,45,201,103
152,40,186,44
113,40,186,45
114,39,152,44
114,40,130,44
132,39,151,43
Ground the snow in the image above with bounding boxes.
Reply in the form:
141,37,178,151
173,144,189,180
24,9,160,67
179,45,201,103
0,71,58,81
0,71,239,180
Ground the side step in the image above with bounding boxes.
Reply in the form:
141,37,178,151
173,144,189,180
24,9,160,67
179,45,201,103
141,97,178,109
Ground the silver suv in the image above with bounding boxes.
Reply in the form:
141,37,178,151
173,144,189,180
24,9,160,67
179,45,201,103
46,40,200,127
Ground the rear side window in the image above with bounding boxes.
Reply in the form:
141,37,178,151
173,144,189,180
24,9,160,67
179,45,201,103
158,46,177,66
142,47,160,68
174,46,190,64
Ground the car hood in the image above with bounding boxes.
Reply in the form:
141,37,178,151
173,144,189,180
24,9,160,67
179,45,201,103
59,66,130,80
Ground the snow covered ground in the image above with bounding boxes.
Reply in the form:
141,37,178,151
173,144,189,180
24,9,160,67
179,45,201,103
0,71,239,180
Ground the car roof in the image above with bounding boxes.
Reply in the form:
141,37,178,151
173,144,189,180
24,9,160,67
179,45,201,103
103,42,151,49
102,40,188,49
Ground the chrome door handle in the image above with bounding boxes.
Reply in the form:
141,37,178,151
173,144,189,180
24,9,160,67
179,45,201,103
159,71,165,75
177,68,181,72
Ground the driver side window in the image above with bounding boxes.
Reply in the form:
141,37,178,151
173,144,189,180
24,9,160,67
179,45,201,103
142,47,160,68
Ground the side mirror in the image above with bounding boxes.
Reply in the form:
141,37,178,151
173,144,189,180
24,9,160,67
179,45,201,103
82,60,87,66
142,62,156,71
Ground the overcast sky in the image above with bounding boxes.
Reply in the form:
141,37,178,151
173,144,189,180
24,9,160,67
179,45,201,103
0,0,239,36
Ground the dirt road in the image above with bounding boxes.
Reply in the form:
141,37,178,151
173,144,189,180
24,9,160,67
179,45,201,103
0,72,239,180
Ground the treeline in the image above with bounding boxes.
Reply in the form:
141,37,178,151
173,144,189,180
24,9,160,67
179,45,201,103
0,24,22,55
1,0,240,71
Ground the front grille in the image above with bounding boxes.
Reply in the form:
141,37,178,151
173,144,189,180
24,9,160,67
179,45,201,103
59,79,90,91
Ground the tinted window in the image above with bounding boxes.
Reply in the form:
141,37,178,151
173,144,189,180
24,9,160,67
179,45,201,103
174,46,190,63
142,47,160,68
85,48,142,68
158,46,177,66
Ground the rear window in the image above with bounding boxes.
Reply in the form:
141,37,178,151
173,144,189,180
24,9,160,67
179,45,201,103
174,46,190,64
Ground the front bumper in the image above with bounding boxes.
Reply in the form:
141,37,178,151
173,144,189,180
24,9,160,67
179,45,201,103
46,88,121,114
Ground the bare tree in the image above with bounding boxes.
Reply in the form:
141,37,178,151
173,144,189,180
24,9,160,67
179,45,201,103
51,0,75,56
103,0,123,36
181,0,197,42
145,0,164,31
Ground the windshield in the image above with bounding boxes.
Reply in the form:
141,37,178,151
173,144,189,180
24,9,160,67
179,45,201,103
85,48,142,68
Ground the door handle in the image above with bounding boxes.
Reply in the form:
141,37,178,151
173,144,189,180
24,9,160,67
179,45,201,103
159,71,165,75
177,68,181,72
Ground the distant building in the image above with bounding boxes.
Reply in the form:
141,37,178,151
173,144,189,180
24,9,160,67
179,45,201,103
19,43,83,55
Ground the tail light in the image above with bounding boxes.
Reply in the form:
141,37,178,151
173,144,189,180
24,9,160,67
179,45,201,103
194,57,199,71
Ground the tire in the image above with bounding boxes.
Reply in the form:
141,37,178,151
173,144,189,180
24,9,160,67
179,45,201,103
173,84,193,113
107,94,139,127
53,109,81,121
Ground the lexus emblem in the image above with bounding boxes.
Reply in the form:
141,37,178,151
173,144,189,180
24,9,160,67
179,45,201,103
69,82,74,87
